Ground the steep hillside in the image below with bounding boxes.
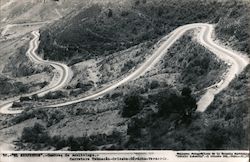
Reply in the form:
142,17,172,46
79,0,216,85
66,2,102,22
1,33,231,150
121,66,249,150
215,1,250,54
0,0,248,151
0,0,132,25
38,0,249,64
0,0,81,24
0,31,52,99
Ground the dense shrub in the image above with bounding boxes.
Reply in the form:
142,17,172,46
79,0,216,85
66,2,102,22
12,102,22,108
158,87,197,118
10,111,36,125
107,9,113,18
127,118,146,139
20,96,32,102
47,110,65,127
75,82,93,91
122,94,142,117
121,60,135,73
31,94,39,101
19,125,122,151
204,122,228,149
0,77,28,96
150,80,160,89
44,91,67,99
21,123,49,144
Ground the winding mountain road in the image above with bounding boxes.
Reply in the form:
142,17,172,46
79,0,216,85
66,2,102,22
45,23,249,110
0,23,248,114
28,31,72,96
196,25,249,111
1,21,51,38
0,31,72,114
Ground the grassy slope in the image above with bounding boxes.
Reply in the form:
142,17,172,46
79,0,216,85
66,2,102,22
0,0,89,24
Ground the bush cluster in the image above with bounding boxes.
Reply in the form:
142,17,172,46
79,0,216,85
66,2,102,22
158,87,197,119
121,94,142,117
20,123,122,151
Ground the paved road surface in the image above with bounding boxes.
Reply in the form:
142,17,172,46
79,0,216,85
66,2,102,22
1,21,51,37
0,31,72,114
0,23,248,114
45,23,249,110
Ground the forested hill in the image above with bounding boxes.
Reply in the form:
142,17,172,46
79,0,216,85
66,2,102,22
38,0,249,64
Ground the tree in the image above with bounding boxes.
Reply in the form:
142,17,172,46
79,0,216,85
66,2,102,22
21,123,49,144
20,96,32,102
32,94,39,101
121,60,134,72
150,80,160,89
135,0,140,6
127,118,142,137
122,94,142,117
158,88,197,119
107,9,113,17
44,91,67,99
51,136,66,150
181,87,197,117
47,110,65,127
158,93,184,115
204,122,228,149
181,87,192,97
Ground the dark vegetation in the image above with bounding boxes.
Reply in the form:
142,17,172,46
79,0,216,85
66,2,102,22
15,68,249,150
203,65,250,149
43,90,68,100
0,76,48,99
164,34,226,91
68,81,94,97
7,109,65,127
38,0,249,63
7,0,249,151
122,87,197,119
121,60,135,73
0,76,47,98
121,94,142,117
215,1,250,54
124,87,198,148
123,67,250,150
158,87,197,119
0,45,50,98
17,87,197,150
20,123,50,145
18,122,122,150
3,46,52,77
0,76,28,97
